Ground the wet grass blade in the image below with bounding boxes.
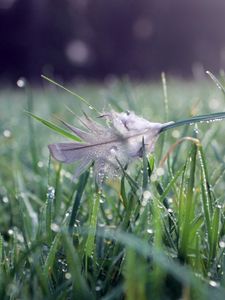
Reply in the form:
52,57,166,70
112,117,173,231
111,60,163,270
160,112,225,133
68,171,89,233
179,144,197,261
26,111,81,141
210,206,221,261
42,75,100,114
61,232,92,299
85,191,100,257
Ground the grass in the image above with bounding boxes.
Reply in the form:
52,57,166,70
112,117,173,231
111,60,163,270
1,77,225,299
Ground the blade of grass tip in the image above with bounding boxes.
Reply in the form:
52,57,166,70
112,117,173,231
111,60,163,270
25,111,81,142
61,232,92,299
41,75,100,114
161,72,169,122
157,72,169,161
68,171,89,234
160,111,225,133
206,70,225,97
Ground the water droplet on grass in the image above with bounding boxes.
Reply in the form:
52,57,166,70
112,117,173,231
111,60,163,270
50,223,60,232
8,229,14,236
65,272,71,279
37,161,44,168
209,280,219,287
47,186,55,201
219,241,225,248
143,190,151,200
194,127,199,134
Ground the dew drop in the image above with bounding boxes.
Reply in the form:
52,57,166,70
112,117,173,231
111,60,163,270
8,229,14,236
50,223,60,232
47,186,55,201
143,190,151,200
209,280,219,287
147,228,153,234
219,241,225,248
194,127,199,134
37,161,44,168
88,105,94,110
65,272,71,279
168,198,173,204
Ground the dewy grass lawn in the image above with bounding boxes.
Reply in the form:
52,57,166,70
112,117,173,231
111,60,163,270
1,77,225,299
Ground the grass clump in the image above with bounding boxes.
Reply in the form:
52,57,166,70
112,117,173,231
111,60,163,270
1,77,225,299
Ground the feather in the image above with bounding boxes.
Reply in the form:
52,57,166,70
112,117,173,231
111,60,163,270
49,111,165,183
48,110,225,184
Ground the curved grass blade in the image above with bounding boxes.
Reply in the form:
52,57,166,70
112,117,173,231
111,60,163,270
160,112,225,133
41,75,100,114
25,111,81,142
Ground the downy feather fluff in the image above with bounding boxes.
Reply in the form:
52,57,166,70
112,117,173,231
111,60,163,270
49,111,172,183
48,110,225,184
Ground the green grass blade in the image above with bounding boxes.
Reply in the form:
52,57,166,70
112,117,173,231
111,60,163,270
142,138,149,190
43,233,61,279
161,112,225,132
25,111,81,141
210,206,221,261
68,171,89,233
41,75,100,114
85,191,100,257
179,144,197,261
62,232,92,299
